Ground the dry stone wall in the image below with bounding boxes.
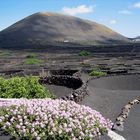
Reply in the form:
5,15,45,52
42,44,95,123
39,73,88,103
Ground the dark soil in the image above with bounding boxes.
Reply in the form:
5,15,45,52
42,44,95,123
47,84,73,98
81,74,140,140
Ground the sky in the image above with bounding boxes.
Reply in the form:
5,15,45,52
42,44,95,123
0,0,140,38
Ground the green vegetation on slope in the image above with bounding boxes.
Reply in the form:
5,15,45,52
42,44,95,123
25,53,44,65
79,50,91,56
0,51,11,57
25,58,44,65
0,76,55,99
26,53,38,58
89,69,107,77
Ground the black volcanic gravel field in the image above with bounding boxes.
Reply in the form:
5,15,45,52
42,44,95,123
47,84,73,97
81,74,140,140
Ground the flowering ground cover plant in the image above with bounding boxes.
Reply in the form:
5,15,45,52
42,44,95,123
0,99,113,140
0,76,55,99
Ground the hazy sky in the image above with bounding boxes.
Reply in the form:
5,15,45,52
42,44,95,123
0,0,140,37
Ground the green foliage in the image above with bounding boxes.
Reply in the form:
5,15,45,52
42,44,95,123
0,76,55,99
89,69,107,77
25,58,44,65
26,53,37,58
0,51,11,56
79,50,91,56
25,53,44,65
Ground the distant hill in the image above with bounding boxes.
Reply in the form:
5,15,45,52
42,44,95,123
0,12,130,48
133,36,140,42
135,36,140,38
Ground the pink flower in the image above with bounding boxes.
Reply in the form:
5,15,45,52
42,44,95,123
0,99,112,139
36,137,41,140
16,125,21,129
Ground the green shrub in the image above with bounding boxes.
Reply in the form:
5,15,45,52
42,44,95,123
26,53,37,58
79,50,91,56
89,69,107,77
25,58,44,65
0,76,55,99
